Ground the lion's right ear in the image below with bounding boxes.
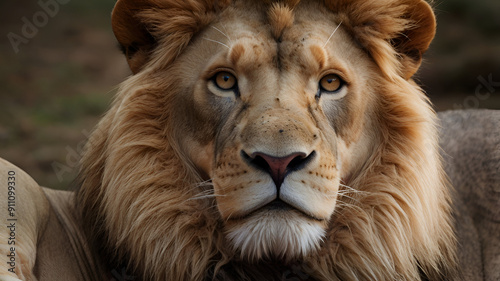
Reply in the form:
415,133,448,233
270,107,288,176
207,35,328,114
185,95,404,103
112,0,156,74
112,0,230,74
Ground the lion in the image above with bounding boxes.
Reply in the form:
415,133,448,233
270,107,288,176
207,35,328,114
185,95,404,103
1,0,499,280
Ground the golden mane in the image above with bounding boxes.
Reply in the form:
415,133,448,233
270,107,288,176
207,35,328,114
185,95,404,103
76,0,457,280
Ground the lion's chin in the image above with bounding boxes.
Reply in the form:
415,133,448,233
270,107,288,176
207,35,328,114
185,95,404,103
224,205,327,261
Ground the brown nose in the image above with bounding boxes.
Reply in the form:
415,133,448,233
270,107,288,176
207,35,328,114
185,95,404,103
242,151,315,189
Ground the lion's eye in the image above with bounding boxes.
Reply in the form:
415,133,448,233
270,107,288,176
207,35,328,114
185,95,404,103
213,72,237,91
319,74,344,93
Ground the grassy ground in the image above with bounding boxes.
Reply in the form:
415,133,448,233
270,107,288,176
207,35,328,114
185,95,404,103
0,0,129,189
0,0,499,190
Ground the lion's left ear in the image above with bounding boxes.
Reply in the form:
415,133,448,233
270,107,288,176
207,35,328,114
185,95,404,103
332,0,436,79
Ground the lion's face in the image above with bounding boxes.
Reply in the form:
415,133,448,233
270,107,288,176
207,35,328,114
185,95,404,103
167,1,378,259
78,0,457,280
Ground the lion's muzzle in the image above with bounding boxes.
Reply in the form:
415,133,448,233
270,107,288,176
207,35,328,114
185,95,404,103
213,105,339,223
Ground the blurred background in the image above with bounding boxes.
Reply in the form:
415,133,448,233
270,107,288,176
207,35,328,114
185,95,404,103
0,0,499,190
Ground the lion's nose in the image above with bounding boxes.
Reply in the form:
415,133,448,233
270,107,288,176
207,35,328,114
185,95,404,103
242,151,315,189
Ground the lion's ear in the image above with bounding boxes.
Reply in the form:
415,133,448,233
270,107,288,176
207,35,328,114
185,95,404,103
112,0,156,74
332,0,436,79
391,0,436,79
112,0,229,74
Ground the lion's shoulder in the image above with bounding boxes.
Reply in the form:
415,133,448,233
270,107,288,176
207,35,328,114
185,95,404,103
0,158,49,280
37,187,110,280
0,159,109,280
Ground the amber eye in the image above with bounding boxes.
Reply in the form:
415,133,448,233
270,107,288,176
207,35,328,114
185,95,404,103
319,74,343,93
213,71,237,91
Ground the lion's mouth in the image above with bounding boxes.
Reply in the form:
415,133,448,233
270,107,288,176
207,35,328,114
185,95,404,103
228,199,325,222
265,199,290,210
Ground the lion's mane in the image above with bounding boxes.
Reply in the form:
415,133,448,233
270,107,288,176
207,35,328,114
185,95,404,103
76,0,457,280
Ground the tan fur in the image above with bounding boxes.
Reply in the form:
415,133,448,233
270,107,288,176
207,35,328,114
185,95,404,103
268,2,295,40
0,159,50,281
77,0,457,280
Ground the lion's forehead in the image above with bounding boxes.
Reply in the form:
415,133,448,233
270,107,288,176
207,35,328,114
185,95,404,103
209,0,348,74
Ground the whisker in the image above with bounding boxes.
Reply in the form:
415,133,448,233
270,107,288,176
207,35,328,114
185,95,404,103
212,26,231,42
323,20,343,48
320,191,341,198
187,194,226,201
332,204,364,225
221,23,232,43
202,37,230,49
255,29,264,38
335,201,363,211
189,189,214,196
193,179,214,188
183,180,213,193
186,185,215,197
193,179,212,185
337,193,359,202
339,183,369,195
225,210,236,222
